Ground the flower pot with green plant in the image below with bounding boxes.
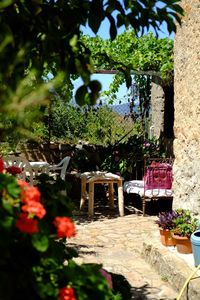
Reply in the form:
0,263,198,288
172,209,198,254
155,211,178,246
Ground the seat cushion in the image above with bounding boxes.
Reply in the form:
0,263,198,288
124,180,173,198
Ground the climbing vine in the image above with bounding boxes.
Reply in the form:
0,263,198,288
81,30,174,134
81,30,174,99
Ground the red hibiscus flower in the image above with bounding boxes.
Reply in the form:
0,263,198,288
0,158,4,173
22,201,46,219
59,287,76,300
53,217,76,238
15,213,39,234
6,166,22,175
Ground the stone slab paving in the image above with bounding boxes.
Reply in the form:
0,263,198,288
68,214,178,299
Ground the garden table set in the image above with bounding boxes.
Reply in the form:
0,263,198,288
3,155,174,218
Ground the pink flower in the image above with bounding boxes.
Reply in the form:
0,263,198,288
143,142,150,148
53,217,76,238
59,286,76,300
100,268,113,289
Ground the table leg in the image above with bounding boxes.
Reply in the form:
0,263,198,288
80,178,87,210
142,197,146,216
88,181,94,217
108,182,114,209
118,179,124,216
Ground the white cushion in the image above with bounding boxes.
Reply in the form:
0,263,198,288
124,180,173,198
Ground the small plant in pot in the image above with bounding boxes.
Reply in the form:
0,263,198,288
172,209,198,254
155,211,178,246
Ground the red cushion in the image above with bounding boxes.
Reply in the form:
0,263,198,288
144,163,173,189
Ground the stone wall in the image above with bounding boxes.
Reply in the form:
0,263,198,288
150,78,165,138
150,77,174,157
173,0,200,213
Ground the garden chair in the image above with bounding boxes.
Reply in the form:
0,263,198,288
123,158,174,216
46,156,71,181
3,156,34,185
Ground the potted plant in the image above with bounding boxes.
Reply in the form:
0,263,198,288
155,211,178,246
172,209,198,254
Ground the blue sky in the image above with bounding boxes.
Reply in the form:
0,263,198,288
73,4,174,104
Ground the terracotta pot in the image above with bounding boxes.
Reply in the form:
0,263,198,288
172,234,192,254
159,229,176,246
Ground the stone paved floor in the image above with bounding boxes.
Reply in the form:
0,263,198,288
69,210,178,299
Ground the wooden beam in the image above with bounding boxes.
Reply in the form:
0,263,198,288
94,69,161,77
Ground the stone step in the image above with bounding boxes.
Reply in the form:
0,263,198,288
142,242,200,300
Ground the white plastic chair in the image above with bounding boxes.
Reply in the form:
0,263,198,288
3,156,34,185
48,156,71,181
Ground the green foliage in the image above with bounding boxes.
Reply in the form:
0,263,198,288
82,31,174,101
0,2,185,299
172,209,198,238
101,135,165,179
0,1,183,135
34,102,138,146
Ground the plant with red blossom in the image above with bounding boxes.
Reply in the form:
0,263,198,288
0,158,4,173
6,165,22,175
53,216,76,238
15,212,39,234
59,286,76,300
0,162,119,300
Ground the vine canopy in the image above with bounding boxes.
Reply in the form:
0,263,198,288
81,31,174,100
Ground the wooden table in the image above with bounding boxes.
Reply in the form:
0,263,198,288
76,171,124,217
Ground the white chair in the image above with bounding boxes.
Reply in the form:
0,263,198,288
3,156,34,185
48,156,71,181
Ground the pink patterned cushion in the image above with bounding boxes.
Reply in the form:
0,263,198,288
144,162,173,190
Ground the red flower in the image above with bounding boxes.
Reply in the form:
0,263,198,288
53,217,76,238
59,287,76,300
21,186,41,204
6,166,22,175
22,201,46,219
0,158,4,173
17,180,29,188
15,213,39,234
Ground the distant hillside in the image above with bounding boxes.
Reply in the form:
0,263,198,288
109,102,138,116
70,98,138,116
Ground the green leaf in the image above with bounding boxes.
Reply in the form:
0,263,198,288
106,12,117,40
2,198,14,214
7,181,21,198
88,0,104,34
0,0,13,10
0,216,14,230
32,234,49,252
89,80,102,92
75,85,88,106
